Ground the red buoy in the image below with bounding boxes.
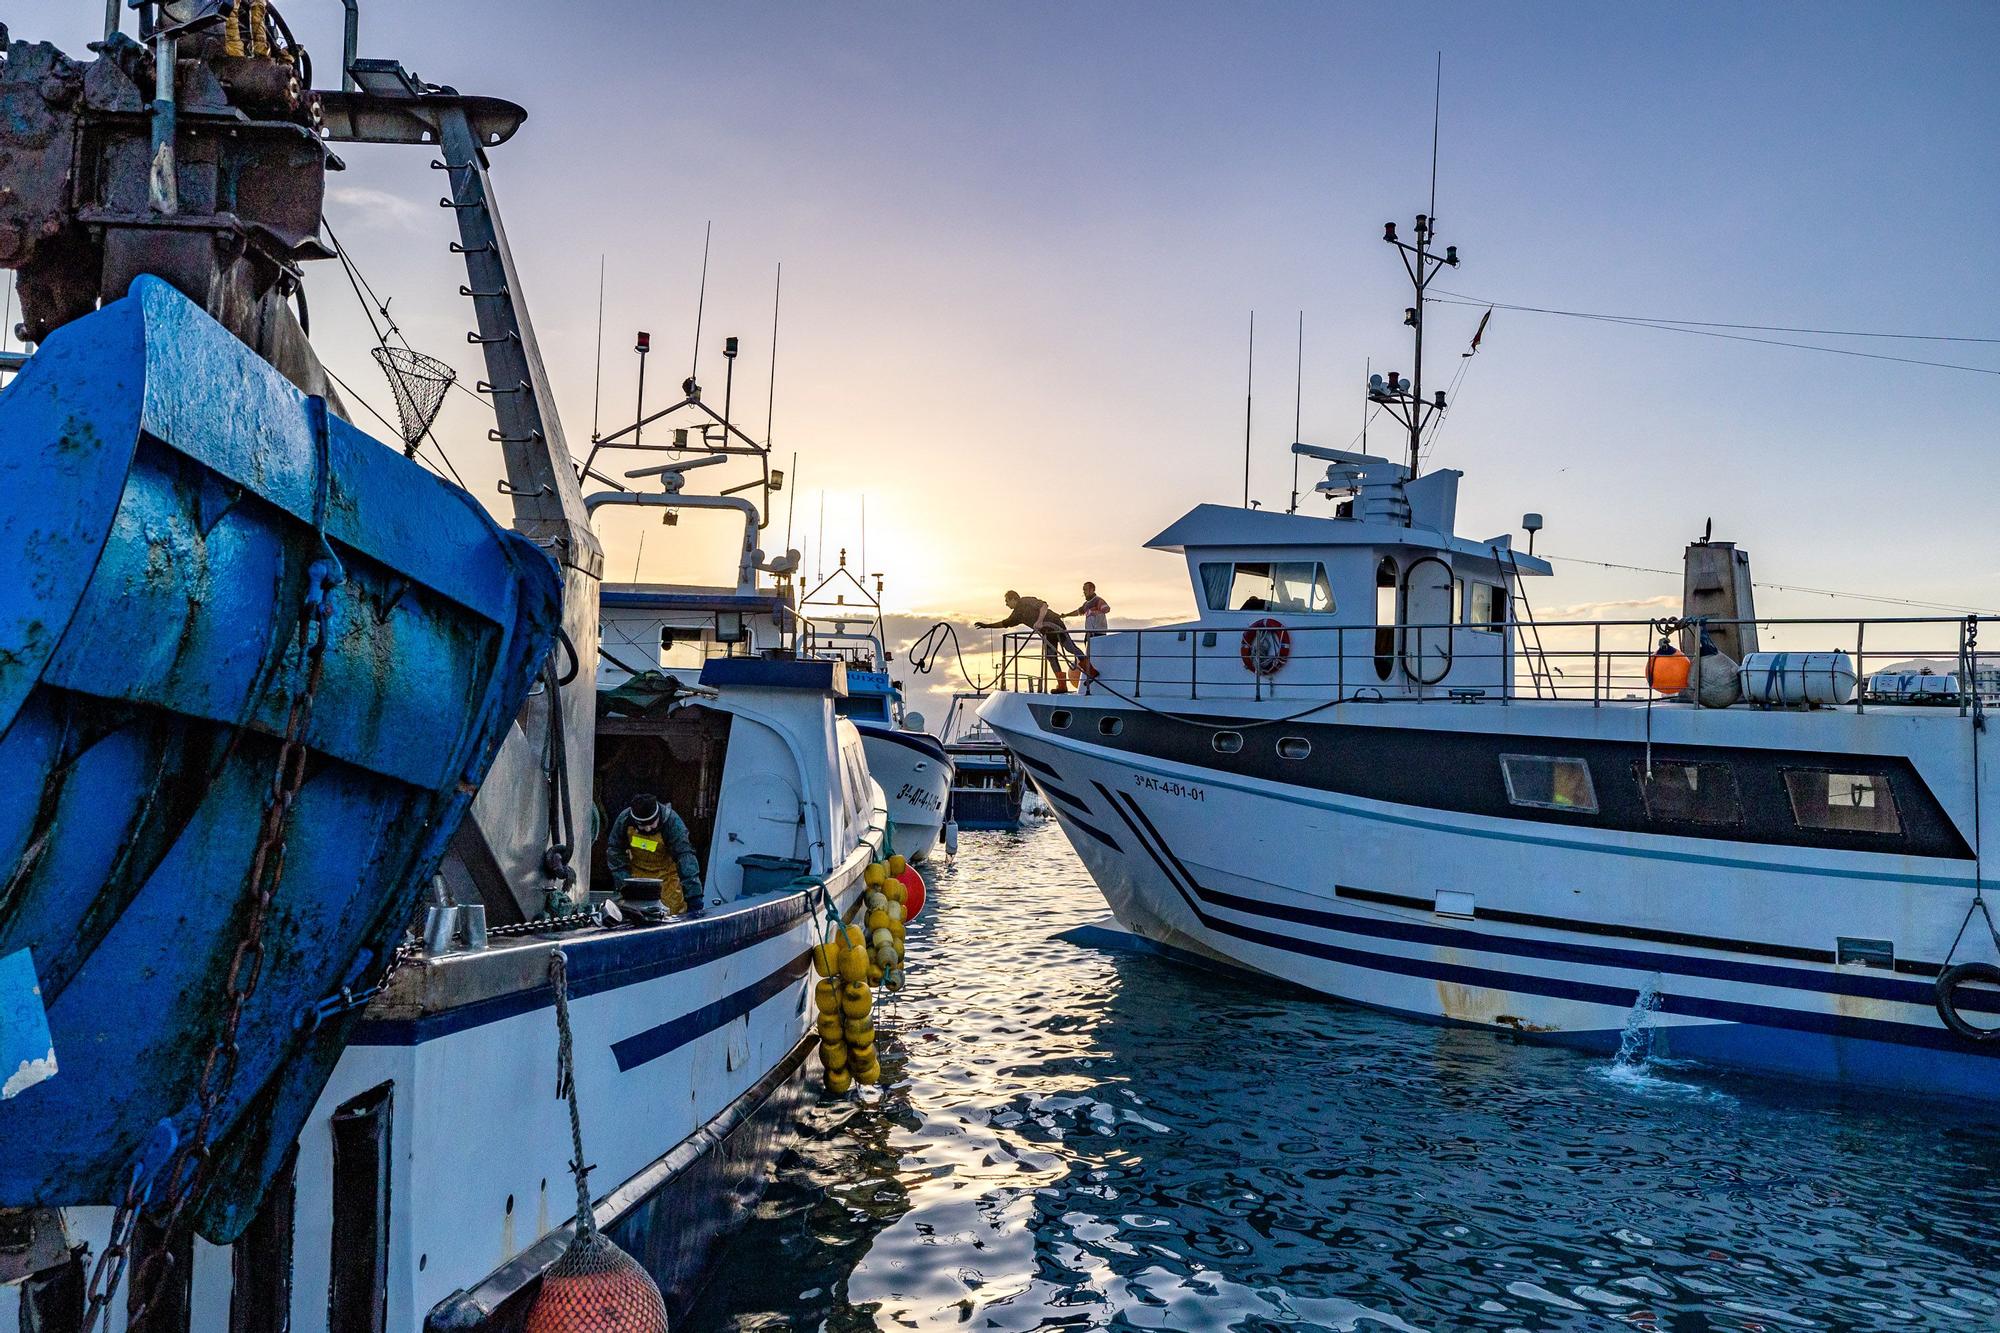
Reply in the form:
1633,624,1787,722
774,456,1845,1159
897,866,926,921
524,1231,669,1333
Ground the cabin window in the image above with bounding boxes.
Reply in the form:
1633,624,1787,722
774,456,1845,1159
1277,736,1311,760
1212,730,1244,754
1500,755,1598,813
1634,761,1742,826
1451,577,1464,621
1465,583,1508,629
1049,710,1072,730
1783,770,1901,835
1198,561,1335,613
1098,716,1124,737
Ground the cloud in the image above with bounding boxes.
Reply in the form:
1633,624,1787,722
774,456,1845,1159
326,186,426,232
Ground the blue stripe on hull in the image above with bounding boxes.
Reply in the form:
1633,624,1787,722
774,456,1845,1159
1071,780,2000,1098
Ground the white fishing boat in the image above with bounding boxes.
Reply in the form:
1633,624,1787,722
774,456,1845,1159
797,558,953,863
981,209,2000,1100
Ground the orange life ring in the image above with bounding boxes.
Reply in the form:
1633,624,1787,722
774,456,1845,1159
1240,618,1291,675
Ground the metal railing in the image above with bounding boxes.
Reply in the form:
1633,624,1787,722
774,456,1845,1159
986,615,1998,715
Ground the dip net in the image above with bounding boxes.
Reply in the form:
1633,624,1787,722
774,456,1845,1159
370,345,456,455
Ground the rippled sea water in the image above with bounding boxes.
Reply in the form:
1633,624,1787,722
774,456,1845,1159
687,822,2000,1332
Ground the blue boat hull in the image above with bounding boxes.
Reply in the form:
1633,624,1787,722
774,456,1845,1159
0,278,561,1238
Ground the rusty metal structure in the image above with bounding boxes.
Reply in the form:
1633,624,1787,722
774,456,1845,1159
0,2,339,397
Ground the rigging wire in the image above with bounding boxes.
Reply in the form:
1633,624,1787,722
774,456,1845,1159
323,364,469,490
1432,290,2000,344
1429,294,2000,377
322,216,481,478
1543,553,2000,616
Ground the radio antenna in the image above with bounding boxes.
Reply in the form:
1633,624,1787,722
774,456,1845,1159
1242,311,1255,508
689,220,711,384
1428,52,1442,221
590,255,605,439
765,262,782,446
1287,311,1304,513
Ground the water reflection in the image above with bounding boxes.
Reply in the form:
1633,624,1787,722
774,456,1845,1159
688,822,2000,1331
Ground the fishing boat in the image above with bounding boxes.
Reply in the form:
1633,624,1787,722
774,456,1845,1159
797,557,953,863
0,7,878,1326
943,693,1027,831
981,209,2000,1099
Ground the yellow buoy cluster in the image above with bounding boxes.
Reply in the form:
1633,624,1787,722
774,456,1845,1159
813,854,915,1094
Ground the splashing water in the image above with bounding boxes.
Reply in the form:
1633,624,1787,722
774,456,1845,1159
1614,975,1666,1068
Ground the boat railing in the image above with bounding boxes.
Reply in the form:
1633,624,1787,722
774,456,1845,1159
990,614,1999,714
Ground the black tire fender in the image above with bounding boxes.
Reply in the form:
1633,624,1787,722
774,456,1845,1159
1934,962,2000,1042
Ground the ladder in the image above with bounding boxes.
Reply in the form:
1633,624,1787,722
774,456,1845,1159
1499,545,1555,699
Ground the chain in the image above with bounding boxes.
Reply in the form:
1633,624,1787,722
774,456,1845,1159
81,549,344,1330
548,949,597,1237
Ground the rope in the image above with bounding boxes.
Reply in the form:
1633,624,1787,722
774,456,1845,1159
906,622,1041,694
548,948,597,1237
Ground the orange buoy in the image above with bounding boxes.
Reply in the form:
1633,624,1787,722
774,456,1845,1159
523,1231,670,1333
1646,638,1691,694
897,866,926,921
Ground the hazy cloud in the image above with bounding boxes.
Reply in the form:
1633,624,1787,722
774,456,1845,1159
327,185,425,232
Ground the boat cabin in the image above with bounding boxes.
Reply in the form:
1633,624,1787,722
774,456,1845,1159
1086,451,1548,700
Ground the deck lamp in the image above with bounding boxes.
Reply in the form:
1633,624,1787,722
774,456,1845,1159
1383,222,1398,242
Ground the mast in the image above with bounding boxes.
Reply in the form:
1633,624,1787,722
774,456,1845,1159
1370,215,1458,491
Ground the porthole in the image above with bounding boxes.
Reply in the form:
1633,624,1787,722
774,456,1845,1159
1212,731,1244,754
1050,710,1072,730
1098,716,1123,737
1277,737,1311,760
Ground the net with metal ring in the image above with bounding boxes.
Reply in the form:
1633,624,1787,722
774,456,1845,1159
370,344,457,452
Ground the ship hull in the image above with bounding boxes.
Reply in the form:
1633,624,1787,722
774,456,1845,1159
982,691,2000,1100
858,724,950,862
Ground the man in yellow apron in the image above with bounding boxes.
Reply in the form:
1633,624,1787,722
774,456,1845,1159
604,792,704,919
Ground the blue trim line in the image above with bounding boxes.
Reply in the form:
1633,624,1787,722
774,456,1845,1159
1013,730,1979,889
1094,783,2000,1059
856,722,950,764
1062,813,1122,852
350,893,817,1046
1017,753,1064,783
610,952,812,1072
1033,779,1093,817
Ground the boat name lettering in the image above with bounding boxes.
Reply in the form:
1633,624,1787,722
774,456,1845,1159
1134,774,1206,801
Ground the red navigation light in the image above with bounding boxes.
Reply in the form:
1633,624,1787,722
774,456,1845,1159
635,331,651,353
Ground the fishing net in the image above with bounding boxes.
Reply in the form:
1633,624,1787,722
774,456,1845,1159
370,344,456,453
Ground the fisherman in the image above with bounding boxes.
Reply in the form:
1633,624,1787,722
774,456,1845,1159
976,590,1085,693
604,792,704,920
1066,582,1111,637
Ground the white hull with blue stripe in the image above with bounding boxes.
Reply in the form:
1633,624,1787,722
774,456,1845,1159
984,690,1999,1098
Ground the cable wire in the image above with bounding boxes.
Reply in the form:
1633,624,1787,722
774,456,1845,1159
1429,294,2000,377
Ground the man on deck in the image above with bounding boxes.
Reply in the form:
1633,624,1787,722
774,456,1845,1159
605,792,704,920
1066,582,1110,636
976,590,1085,693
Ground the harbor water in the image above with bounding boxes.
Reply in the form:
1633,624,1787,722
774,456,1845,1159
688,821,2000,1331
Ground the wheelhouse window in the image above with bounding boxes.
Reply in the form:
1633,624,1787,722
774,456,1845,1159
1784,770,1901,835
1635,761,1743,826
1199,561,1335,613
1500,755,1598,813
1465,582,1508,629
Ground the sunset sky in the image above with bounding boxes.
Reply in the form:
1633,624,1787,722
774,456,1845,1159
33,2,2000,672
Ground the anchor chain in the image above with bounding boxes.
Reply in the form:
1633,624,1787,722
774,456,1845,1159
80,554,346,1330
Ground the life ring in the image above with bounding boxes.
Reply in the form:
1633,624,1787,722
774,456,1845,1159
1240,618,1291,676
1934,962,2000,1042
